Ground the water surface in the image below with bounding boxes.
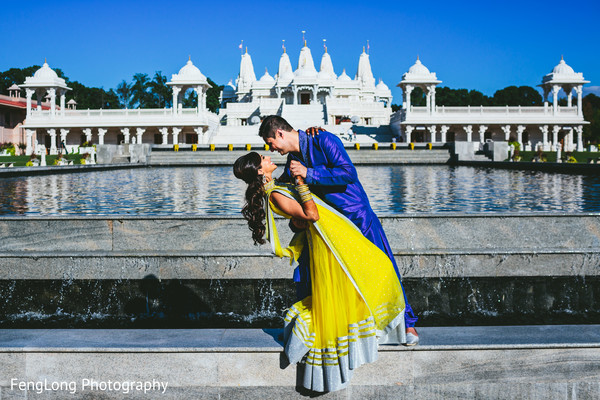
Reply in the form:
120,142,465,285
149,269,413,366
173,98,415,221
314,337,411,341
1,165,599,215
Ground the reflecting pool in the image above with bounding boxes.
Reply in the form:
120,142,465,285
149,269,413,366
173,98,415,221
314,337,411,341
1,165,599,215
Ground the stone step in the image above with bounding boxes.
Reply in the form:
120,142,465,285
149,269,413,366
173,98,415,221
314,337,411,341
1,326,599,398
148,150,452,165
1,215,598,280
1,215,598,328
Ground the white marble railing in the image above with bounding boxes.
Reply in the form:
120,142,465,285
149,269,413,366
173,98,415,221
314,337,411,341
24,107,219,128
408,105,578,116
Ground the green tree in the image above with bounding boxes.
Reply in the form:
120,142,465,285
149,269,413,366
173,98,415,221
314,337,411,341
410,87,426,106
206,77,223,113
582,93,600,143
491,86,542,106
149,71,171,108
182,89,197,108
116,80,133,108
0,66,40,94
131,73,152,108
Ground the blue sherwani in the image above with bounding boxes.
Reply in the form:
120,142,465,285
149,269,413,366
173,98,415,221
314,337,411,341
280,130,417,327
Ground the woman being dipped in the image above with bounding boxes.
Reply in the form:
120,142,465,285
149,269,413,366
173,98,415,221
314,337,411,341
233,152,406,393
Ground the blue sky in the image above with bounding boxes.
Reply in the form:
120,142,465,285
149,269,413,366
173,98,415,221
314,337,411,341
3,0,599,102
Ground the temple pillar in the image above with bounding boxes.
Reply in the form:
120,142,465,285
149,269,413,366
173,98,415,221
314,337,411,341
172,127,181,145
440,125,449,143
160,127,169,144
48,88,56,118
576,86,583,116
404,125,414,143
575,125,583,152
539,125,549,151
478,125,488,143
552,85,560,116
404,85,413,115
60,90,66,116
83,128,92,143
97,128,107,145
47,129,57,155
501,125,511,141
25,89,34,117
25,129,34,155
464,125,473,142
136,128,145,144
516,125,526,149
195,87,204,114
121,128,130,144
427,125,437,143
552,125,560,151
172,87,181,115
428,85,436,114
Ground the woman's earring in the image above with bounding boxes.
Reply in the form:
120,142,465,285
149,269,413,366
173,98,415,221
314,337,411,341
262,175,268,184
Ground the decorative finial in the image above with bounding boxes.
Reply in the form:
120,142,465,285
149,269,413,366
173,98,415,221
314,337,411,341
302,30,306,47
188,55,191,61
44,57,47,64
417,54,420,61
561,54,564,61
282,39,286,53
245,46,248,54
323,39,327,53
363,46,365,54
367,40,370,54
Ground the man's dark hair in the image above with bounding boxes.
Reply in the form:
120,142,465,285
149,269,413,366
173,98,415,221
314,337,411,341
258,115,293,139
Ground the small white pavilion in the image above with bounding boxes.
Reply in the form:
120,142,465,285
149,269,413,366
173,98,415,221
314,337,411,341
391,57,590,152
21,58,219,154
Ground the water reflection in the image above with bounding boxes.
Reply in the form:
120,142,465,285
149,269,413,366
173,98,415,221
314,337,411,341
0,166,598,215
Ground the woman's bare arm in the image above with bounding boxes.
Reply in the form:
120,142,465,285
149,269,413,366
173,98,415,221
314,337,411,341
270,180,319,222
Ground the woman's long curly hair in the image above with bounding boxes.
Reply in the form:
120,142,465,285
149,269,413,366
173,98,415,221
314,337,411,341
233,152,267,245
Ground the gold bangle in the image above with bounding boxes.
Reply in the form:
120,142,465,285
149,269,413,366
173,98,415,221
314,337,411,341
296,184,309,193
300,192,313,203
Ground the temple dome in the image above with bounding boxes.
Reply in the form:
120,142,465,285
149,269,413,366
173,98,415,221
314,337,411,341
259,70,275,82
177,59,206,80
169,58,208,86
222,80,236,95
398,57,441,85
407,58,431,75
21,60,70,90
541,57,588,85
338,69,352,82
552,58,575,75
34,62,59,80
376,80,390,91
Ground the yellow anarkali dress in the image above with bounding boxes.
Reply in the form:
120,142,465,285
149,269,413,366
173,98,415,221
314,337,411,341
264,182,406,392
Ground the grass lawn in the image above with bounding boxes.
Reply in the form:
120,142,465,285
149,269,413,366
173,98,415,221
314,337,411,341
0,154,86,167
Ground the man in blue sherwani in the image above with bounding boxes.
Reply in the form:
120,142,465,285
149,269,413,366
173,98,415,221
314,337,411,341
259,115,418,344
